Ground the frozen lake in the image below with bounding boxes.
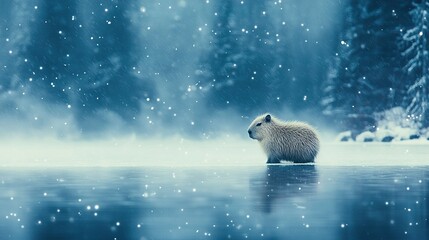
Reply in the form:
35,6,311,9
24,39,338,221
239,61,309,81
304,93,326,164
1,166,429,239
0,141,428,239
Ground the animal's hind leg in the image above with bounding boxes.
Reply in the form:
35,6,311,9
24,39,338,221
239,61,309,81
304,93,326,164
266,157,280,164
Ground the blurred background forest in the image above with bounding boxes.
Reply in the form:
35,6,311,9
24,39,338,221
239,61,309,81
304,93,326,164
0,0,428,139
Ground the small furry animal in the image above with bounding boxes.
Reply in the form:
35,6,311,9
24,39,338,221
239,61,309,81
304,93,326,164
247,113,320,163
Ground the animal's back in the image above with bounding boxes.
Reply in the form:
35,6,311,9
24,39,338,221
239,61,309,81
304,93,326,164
263,121,319,163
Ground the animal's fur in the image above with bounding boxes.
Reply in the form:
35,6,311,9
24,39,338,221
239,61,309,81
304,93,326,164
247,113,320,163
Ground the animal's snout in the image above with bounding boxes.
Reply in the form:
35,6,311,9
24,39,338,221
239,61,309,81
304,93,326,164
248,129,252,138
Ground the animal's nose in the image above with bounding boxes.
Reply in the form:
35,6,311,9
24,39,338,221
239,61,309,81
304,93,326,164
248,130,252,135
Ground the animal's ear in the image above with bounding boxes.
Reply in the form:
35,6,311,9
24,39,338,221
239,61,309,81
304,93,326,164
265,114,271,122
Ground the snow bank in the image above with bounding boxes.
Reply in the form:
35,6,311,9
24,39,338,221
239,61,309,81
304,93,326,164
336,107,429,142
0,137,428,167
355,131,375,142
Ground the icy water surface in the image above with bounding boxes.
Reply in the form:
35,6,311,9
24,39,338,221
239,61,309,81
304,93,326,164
0,165,428,240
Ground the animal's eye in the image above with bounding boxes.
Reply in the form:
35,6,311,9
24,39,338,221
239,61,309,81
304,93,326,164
256,122,262,126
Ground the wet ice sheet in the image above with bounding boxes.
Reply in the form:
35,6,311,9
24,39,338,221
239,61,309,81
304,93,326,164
0,166,428,240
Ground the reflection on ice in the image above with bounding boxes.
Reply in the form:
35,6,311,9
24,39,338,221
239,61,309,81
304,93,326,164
250,165,318,213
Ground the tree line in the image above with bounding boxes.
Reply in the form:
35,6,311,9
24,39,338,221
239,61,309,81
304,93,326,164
322,0,429,133
1,0,428,135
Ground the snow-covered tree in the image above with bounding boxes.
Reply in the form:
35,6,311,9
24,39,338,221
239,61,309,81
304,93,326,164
323,0,408,132
402,0,429,129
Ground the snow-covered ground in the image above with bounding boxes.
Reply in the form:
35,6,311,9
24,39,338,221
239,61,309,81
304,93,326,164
1,136,428,167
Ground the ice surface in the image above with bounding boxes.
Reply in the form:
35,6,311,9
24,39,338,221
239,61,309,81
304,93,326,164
0,137,428,167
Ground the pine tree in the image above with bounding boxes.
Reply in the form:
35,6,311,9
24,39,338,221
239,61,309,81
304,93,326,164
323,0,407,132
198,0,240,110
76,1,154,126
22,1,86,103
402,0,429,129
235,2,278,113
18,0,154,132
0,1,32,98
322,0,377,131
198,1,277,115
